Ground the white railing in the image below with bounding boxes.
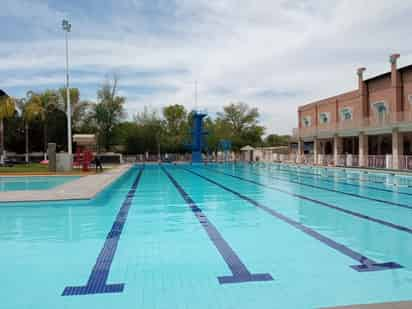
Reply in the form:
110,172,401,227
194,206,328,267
398,155,412,170
367,155,392,169
318,154,334,166
335,155,346,167
279,153,412,171
278,154,298,163
334,154,360,167
302,154,315,165
346,155,359,167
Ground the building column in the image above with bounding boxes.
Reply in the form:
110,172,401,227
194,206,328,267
357,67,369,121
390,54,402,122
333,135,343,166
359,132,368,167
392,129,404,169
297,139,304,163
377,135,382,155
314,138,320,165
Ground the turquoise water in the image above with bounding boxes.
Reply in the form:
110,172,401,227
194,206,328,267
0,176,80,191
1,163,412,308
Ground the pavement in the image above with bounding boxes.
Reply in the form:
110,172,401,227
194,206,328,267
322,301,412,309
0,164,133,203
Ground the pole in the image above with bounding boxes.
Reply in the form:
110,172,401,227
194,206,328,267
65,29,72,155
195,80,198,111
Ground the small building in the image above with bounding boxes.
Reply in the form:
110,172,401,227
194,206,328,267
241,145,289,162
240,145,255,162
73,134,97,147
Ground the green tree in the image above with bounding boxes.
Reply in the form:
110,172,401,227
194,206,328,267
162,104,187,135
264,134,290,146
15,98,34,162
216,102,264,149
162,104,188,153
217,102,259,132
134,107,163,154
0,94,16,159
111,121,138,148
58,87,90,132
91,77,125,151
25,90,59,158
205,117,232,153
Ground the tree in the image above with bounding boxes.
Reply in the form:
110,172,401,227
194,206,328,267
111,122,138,147
205,117,232,153
217,102,259,132
134,107,163,154
162,104,187,135
91,77,125,151
0,94,16,160
216,102,264,149
264,134,290,146
25,90,59,158
15,98,33,162
162,104,188,153
58,87,90,132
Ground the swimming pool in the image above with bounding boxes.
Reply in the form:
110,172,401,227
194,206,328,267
0,175,80,191
1,163,412,308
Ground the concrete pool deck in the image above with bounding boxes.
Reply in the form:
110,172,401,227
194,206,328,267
0,164,132,203
323,301,412,308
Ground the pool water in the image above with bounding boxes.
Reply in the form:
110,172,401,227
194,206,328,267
0,176,80,191
1,163,412,309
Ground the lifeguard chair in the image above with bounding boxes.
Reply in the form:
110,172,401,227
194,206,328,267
73,134,97,171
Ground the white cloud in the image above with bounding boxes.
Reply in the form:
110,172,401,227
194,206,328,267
2,0,412,134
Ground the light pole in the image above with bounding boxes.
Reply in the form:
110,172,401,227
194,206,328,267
62,19,72,155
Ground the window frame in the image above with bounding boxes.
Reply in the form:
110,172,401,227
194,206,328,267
340,107,353,121
372,101,388,114
319,112,330,124
302,115,312,128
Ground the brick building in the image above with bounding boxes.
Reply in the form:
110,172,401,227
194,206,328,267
292,54,412,170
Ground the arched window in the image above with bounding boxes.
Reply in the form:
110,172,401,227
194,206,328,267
319,112,330,124
340,107,352,121
302,116,312,127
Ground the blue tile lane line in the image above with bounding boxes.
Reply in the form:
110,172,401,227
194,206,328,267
275,165,412,196
161,165,273,284
182,166,402,272
62,166,144,296
203,166,412,235
244,166,412,210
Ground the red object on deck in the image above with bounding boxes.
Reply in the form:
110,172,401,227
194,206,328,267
82,150,93,172
74,146,94,171
74,147,82,167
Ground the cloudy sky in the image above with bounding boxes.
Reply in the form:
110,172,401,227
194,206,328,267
2,0,412,134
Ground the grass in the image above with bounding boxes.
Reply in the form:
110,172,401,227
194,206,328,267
0,163,111,175
0,163,48,173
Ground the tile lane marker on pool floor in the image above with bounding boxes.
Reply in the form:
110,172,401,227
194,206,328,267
204,166,412,236
181,166,402,272
62,166,144,296
274,165,412,196
243,165,412,210
161,165,273,284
